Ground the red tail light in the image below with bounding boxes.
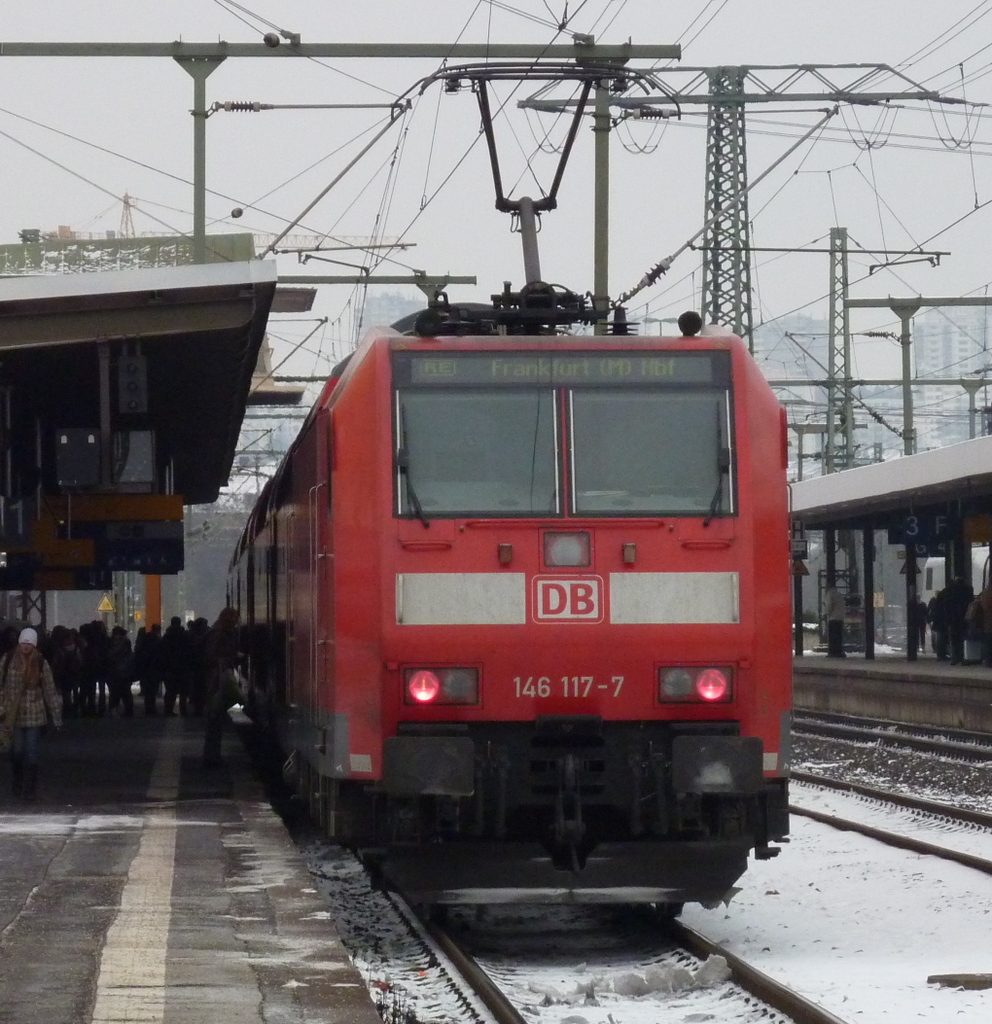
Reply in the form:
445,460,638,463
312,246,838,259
408,670,440,703
658,666,733,703
404,667,480,705
696,668,729,701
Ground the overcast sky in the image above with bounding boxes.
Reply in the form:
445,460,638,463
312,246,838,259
3,1,992,385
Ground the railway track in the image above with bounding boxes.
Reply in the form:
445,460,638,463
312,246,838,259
313,841,860,1024
791,772,992,876
414,902,856,1024
793,711,992,761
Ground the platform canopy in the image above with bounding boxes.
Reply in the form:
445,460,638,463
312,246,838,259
792,435,992,529
0,260,277,504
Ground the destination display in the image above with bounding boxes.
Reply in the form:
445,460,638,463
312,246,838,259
396,351,729,387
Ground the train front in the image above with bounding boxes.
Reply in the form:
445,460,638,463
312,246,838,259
355,333,791,906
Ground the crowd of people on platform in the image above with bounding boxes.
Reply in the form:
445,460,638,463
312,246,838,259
35,615,216,721
0,607,243,800
917,578,992,666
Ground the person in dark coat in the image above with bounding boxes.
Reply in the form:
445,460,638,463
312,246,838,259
107,626,134,717
187,617,211,717
83,620,111,716
51,627,85,719
134,623,162,715
914,597,929,652
202,608,241,767
928,589,949,660
944,576,974,666
159,617,191,717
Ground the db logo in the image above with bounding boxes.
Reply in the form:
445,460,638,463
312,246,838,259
533,576,604,622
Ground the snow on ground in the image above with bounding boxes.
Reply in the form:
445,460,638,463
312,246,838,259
681,813,992,1022
674,738,992,1023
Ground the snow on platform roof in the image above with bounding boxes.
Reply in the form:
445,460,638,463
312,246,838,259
792,434,992,527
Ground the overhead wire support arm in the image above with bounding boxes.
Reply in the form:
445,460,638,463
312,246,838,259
209,100,404,114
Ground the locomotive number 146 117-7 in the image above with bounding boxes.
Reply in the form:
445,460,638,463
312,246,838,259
513,676,625,698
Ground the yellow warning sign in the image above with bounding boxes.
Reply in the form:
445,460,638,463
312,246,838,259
97,594,115,613
792,559,810,577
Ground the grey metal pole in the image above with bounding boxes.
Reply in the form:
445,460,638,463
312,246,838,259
863,528,875,660
518,196,542,284
891,302,920,456
964,380,984,439
176,57,225,264
592,81,610,334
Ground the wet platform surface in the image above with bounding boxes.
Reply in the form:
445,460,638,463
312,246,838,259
0,712,381,1024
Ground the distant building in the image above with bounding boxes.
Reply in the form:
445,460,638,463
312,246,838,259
358,290,424,334
912,306,992,449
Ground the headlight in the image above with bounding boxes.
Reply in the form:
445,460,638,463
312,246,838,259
658,666,733,703
543,531,591,567
404,667,480,705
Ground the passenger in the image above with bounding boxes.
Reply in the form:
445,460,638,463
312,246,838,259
82,620,111,716
187,617,211,717
51,627,85,719
914,597,929,652
944,576,974,665
928,589,948,660
965,596,984,663
202,607,242,768
979,583,992,668
134,623,162,715
0,627,62,800
106,626,134,717
0,625,20,659
824,586,846,658
159,616,191,717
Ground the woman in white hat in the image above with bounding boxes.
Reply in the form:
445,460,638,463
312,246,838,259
0,627,62,800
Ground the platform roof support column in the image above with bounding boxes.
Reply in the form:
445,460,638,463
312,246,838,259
863,528,875,660
824,527,836,587
905,545,918,662
175,56,225,265
892,301,920,456
592,81,611,335
145,574,162,630
793,562,804,658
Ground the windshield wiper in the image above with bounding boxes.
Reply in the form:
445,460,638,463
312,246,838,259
398,403,430,529
703,404,731,528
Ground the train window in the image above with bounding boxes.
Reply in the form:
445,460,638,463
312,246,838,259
396,389,559,516
569,388,735,516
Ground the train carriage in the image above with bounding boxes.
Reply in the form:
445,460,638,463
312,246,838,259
233,323,792,908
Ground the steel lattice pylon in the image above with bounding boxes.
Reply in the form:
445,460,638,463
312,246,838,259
826,226,853,472
700,68,753,349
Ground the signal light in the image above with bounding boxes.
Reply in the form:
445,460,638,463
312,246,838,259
404,667,479,705
658,666,733,703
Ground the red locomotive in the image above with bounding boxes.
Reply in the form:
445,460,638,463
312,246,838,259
231,305,792,909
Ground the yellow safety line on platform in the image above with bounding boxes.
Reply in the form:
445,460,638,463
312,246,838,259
90,720,181,1023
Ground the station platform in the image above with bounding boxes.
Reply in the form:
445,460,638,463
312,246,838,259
0,711,381,1024
794,652,992,732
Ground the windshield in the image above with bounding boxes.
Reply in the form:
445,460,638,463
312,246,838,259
396,389,559,516
570,389,733,515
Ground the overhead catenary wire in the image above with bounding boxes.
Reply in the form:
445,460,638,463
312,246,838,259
616,106,839,307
